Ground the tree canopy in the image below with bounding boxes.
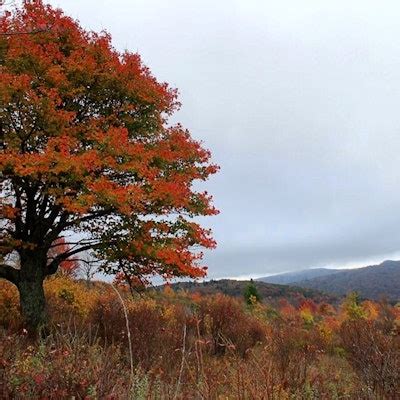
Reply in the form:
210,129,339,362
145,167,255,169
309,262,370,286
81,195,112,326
0,1,218,329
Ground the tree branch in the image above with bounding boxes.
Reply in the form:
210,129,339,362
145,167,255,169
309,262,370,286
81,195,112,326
0,28,52,37
65,208,114,227
45,243,102,276
0,264,20,284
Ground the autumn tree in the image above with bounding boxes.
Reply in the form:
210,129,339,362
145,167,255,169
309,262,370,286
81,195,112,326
48,237,79,278
0,1,218,332
77,250,99,287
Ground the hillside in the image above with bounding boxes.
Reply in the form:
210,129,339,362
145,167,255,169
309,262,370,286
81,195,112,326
258,268,340,285
291,260,400,302
166,279,339,306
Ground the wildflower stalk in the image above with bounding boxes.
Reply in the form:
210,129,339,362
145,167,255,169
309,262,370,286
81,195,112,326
174,323,187,399
111,284,134,390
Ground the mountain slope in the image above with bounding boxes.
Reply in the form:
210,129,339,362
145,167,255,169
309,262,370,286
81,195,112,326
165,279,339,306
292,260,400,302
258,268,340,285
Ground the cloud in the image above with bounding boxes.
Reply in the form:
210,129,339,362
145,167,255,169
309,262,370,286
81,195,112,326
50,0,400,277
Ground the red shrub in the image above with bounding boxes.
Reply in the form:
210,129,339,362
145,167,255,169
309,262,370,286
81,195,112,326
197,294,266,356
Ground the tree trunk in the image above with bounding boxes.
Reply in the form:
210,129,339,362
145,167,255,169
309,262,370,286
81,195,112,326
17,253,48,335
17,278,47,334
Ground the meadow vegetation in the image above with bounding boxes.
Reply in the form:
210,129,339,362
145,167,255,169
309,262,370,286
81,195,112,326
1,276,399,399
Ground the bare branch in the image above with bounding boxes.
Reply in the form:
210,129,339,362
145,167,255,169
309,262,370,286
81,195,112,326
45,242,103,276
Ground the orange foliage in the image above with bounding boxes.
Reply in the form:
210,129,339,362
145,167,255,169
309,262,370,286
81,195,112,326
1,1,219,331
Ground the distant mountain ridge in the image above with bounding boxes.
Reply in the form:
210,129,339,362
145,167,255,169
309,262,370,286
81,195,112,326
259,260,400,302
258,268,340,285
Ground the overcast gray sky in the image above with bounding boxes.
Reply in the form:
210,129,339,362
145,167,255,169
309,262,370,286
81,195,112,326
48,0,400,278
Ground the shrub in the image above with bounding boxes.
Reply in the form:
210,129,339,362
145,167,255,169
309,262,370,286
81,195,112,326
0,281,20,329
197,294,266,356
340,318,400,397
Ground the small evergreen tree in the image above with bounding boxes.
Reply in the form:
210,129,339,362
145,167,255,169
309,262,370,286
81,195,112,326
244,279,261,305
343,292,365,320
